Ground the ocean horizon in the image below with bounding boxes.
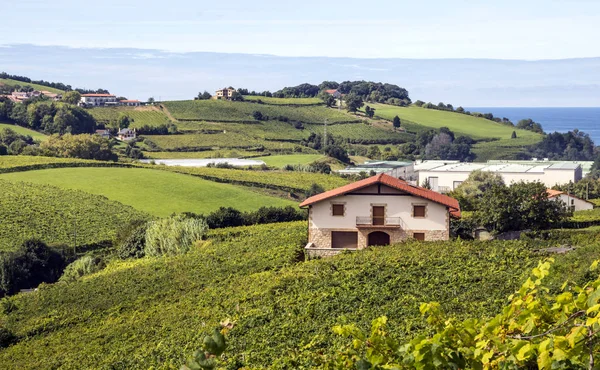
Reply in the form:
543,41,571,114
467,107,600,146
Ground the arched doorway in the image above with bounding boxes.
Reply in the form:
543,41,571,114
368,231,390,246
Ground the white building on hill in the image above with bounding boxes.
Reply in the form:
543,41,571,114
80,94,117,107
547,189,594,212
416,161,583,193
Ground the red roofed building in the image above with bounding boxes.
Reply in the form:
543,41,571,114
299,173,461,257
324,89,342,98
119,99,141,107
547,189,593,212
79,93,117,107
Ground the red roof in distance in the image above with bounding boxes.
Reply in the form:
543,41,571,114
299,173,461,218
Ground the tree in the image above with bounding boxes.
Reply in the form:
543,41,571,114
455,106,464,113
392,116,401,129
365,105,375,118
517,118,544,134
367,145,381,160
62,91,81,105
230,91,244,101
252,111,264,121
344,93,364,113
197,91,212,100
147,97,155,104
413,100,425,107
324,145,350,163
40,134,116,161
117,114,131,129
511,130,517,139
318,91,336,107
449,170,505,211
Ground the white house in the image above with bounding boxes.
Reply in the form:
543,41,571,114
95,129,111,139
80,93,117,107
117,128,136,141
299,173,461,257
119,99,141,107
547,189,594,212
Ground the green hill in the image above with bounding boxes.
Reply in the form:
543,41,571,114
0,122,48,141
0,167,297,217
0,78,65,94
0,223,597,368
0,180,149,251
88,106,171,128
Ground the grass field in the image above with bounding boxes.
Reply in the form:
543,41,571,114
141,150,263,159
255,154,324,167
88,106,171,128
0,167,296,217
0,180,149,251
0,122,48,141
243,95,322,105
371,104,542,142
163,99,357,123
0,78,65,94
1,223,598,368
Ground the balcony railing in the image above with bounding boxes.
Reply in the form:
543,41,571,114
356,217,403,227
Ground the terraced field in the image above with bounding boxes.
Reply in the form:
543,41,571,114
255,154,325,167
88,106,171,128
163,99,357,123
143,133,305,152
0,122,48,141
243,95,321,105
0,167,297,217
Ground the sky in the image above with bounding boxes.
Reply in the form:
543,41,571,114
2,0,600,59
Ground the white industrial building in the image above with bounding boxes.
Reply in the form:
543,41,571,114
416,160,584,193
337,161,416,182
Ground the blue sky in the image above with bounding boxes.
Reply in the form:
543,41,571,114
2,0,600,59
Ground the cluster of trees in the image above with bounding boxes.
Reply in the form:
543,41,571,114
195,91,212,100
301,132,351,163
0,99,97,135
0,72,108,94
450,171,568,234
529,130,595,160
39,134,116,161
0,127,35,155
396,127,475,161
272,80,411,106
516,118,544,133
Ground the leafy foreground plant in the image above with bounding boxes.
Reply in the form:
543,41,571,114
323,258,600,369
181,323,232,370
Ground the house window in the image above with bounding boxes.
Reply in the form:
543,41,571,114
332,204,345,216
332,231,358,249
413,205,426,218
413,232,425,241
453,181,463,190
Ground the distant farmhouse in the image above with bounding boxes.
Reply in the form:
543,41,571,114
80,93,117,107
547,189,594,212
1,90,62,103
214,87,236,100
324,89,342,98
95,129,111,139
119,99,141,107
301,173,460,257
117,128,136,141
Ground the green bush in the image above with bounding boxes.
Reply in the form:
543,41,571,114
0,327,17,348
0,239,66,296
59,255,106,283
116,221,149,259
144,216,208,256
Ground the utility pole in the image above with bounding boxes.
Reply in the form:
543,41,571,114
323,119,328,148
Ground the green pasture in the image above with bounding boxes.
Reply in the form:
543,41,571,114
0,167,296,217
371,104,542,141
0,78,65,94
0,122,48,141
255,154,324,167
243,95,321,105
88,107,171,127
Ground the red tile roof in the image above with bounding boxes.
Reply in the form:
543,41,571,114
299,173,461,218
325,89,338,94
81,93,115,97
546,189,593,204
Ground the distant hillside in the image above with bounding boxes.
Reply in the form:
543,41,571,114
0,78,65,94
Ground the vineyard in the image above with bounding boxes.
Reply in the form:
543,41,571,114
0,180,149,251
1,222,599,368
0,78,65,94
88,107,171,127
163,99,357,123
242,95,322,105
0,122,48,141
0,167,297,216
0,155,126,173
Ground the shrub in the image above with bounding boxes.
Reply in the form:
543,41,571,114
245,206,305,225
144,216,208,257
205,207,245,229
116,222,149,259
59,255,106,283
0,327,17,348
0,239,66,296
305,183,325,197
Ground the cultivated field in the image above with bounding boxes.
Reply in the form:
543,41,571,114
0,78,65,94
255,154,324,167
0,122,48,141
88,106,171,128
371,104,542,141
1,223,598,368
242,95,321,105
163,99,357,123
0,180,149,251
0,167,296,216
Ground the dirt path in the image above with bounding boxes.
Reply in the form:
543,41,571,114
157,104,178,122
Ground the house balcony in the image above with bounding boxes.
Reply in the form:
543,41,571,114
356,216,403,228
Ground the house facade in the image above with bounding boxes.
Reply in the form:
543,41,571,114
547,189,594,212
119,99,141,106
324,89,342,98
214,88,236,99
95,129,111,138
300,173,461,257
117,128,136,141
80,94,117,107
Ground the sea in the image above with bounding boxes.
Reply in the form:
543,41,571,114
466,107,600,145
